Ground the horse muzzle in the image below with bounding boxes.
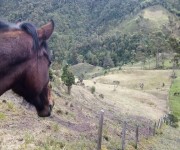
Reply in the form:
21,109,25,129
37,104,53,117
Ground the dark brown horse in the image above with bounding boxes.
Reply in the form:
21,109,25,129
0,20,54,117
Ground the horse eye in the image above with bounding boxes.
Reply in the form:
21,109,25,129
48,60,52,66
43,51,51,66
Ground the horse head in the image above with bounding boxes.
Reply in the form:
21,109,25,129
0,20,55,117
12,20,55,117
30,20,55,117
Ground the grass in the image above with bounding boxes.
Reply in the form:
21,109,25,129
169,70,180,119
70,63,104,79
143,5,169,28
24,133,34,145
52,123,60,132
0,112,6,120
138,124,180,150
123,56,174,70
84,69,172,121
40,138,65,150
65,139,96,150
103,5,174,37
0,67,177,150
7,102,14,110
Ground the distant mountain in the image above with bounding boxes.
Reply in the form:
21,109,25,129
1,0,180,67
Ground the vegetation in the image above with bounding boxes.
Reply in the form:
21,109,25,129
0,1,180,149
0,112,6,120
90,86,96,94
169,70,180,120
61,64,75,94
0,0,180,68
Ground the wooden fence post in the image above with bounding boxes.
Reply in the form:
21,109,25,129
163,115,166,123
148,125,151,137
122,121,126,150
159,118,163,129
153,122,156,136
97,110,104,150
157,119,161,129
135,124,139,149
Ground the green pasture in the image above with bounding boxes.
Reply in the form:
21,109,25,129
169,70,180,119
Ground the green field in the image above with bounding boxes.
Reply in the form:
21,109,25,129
169,70,180,119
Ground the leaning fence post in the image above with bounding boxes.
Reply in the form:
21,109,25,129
153,122,156,136
159,118,163,129
122,121,126,150
135,124,139,149
157,119,161,129
146,122,151,139
163,115,166,123
97,110,104,150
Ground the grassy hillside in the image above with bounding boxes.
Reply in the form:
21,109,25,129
169,70,180,119
84,69,171,120
70,63,104,79
140,124,180,150
0,68,174,149
104,5,173,36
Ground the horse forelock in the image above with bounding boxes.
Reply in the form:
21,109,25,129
19,23,50,56
19,22,40,51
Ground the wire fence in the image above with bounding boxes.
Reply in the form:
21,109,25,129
96,110,172,150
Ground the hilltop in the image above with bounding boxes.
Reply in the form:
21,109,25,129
104,5,179,36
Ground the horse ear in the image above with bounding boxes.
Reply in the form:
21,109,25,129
37,20,54,40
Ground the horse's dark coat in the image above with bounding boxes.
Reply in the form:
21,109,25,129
0,20,54,117
0,21,9,30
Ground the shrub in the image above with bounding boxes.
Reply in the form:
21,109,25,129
104,70,108,75
0,112,6,120
168,114,179,128
91,86,95,94
99,94,104,99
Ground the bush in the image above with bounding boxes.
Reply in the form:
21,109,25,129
91,86,95,94
99,94,104,99
104,70,108,75
168,114,179,128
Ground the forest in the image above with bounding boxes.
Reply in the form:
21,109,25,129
1,0,180,68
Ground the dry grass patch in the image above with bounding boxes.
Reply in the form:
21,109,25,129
143,5,169,27
84,70,171,120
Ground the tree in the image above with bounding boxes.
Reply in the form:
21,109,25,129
147,32,169,69
113,80,120,91
103,53,114,68
169,37,180,54
61,64,75,95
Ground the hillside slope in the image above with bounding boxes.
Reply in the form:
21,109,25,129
0,69,173,149
104,5,179,36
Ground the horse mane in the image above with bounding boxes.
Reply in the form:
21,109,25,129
0,20,40,51
19,23,40,51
